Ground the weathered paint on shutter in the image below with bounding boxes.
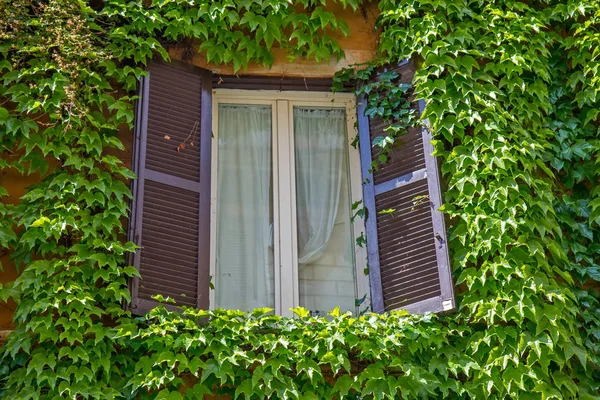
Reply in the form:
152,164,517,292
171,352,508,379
358,60,455,314
129,62,212,315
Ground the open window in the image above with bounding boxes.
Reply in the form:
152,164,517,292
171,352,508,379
128,61,455,316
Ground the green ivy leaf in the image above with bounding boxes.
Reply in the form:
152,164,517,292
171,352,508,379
290,307,310,318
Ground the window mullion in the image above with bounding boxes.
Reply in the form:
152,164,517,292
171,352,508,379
208,99,219,310
276,100,296,316
288,102,300,311
271,100,282,315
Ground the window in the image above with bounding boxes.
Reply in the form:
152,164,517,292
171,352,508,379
128,61,455,316
210,91,368,317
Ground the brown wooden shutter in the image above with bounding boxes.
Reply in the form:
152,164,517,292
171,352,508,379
358,60,455,314
128,62,212,314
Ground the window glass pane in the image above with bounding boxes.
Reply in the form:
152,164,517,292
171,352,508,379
215,104,274,311
293,107,357,315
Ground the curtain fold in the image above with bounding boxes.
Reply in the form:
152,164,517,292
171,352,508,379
216,104,274,310
294,108,346,265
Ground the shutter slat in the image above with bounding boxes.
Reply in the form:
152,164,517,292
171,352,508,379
376,214,433,232
142,224,199,244
146,116,203,138
380,249,438,273
137,256,199,279
375,199,430,217
147,108,202,130
140,247,199,268
139,178,200,305
378,232,437,257
129,61,212,315
144,63,204,183
371,137,426,184
382,267,440,288
143,201,200,223
377,226,435,249
149,82,203,102
358,59,455,314
142,237,199,259
378,232,436,257
384,274,441,298
152,71,204,88
140,277,198,296
146,137,201,158
377,225,434,243
141,187,200,212
380,258,439,281
384,284,441,310
376,207,431,228
142,217,200,238
139,283,197,307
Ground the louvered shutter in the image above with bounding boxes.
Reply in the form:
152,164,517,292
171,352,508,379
358,60,455,314
128,62,212,314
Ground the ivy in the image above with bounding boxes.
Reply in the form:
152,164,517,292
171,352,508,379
371,0,600,396
334,63,417,171
1,0,599,398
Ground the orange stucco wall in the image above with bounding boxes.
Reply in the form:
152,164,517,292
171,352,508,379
0,168,38,330
170,3,380,77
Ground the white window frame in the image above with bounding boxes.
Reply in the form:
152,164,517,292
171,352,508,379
210,89,368,317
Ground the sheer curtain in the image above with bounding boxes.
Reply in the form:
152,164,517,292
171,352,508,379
294,108,346,265
216,104,274,311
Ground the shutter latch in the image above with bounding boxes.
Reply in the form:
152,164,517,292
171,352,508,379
442,299,453,311
435,232,445,249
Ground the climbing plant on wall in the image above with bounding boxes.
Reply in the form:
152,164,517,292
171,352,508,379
0,0,599,398
371,0,600,396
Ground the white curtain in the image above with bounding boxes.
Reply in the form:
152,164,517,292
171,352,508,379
216,104,274,311
294,108,346,265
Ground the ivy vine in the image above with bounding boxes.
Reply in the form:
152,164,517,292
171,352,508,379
0,0,599,398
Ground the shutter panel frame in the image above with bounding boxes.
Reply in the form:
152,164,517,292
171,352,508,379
128,72,149,312
358,96,385,313
416,99,455,314
358,59,455,314
128,61,213,315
